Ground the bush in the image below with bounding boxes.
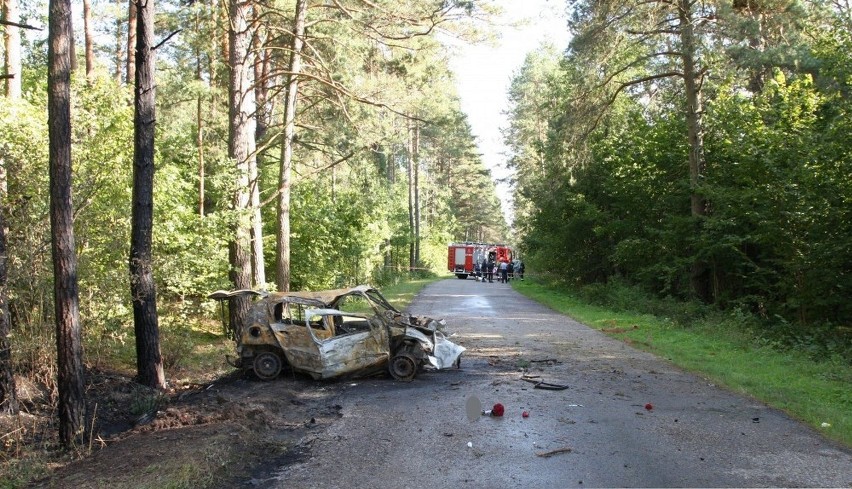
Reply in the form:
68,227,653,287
575,279,711,327
570,278,851,363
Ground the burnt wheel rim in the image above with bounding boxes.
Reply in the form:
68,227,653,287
389,353,417,382
254,352,282,380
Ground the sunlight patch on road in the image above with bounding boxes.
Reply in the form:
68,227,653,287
423,294,483,298
491,316,567,321
463,333,506,339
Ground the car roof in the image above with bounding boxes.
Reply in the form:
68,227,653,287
209,284,377,305
263,284,373,303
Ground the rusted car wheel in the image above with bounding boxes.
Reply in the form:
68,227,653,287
389,353,417,382
253,351,282,380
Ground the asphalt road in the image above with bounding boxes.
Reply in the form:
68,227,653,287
252,278,852,488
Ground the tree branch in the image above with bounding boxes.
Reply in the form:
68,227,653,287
596,51,682,90
583,71,682,138
0,19,41,30
153,29,182,51
626,28,679,35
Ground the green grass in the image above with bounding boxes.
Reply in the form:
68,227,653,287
0,455,51,489
376,276,444,311
513,279,852,447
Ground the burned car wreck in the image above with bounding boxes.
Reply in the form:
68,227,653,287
208,285,465,381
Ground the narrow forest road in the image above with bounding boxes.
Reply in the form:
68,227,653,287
36,278,852,488
249,278,851,488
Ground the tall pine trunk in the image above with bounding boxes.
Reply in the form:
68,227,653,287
195,11,205,217
276,0,307,292
249,157,265,287
3,0,21,98
413,121,421,268
83,0,94,78
126,0,137,85
130,0,165,390
407,119,415,271
48,0,85,446
678,0,711,302
0,197,17,414
113,0,122,83
0,0,19,416
251,26,269,288
228,0,256,332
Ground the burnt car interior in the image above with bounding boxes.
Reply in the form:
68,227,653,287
271,299,374,337
269,301,331,339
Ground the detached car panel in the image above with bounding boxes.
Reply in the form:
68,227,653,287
210,285,464,381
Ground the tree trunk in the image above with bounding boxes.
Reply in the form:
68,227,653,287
249,155,265,288
387,144,395,183
254,31,270,144
83,0,94,78
276,0,307,292
678,0,711,302
195,15,205,217
220,7,229,79
113,0,123,83
130,0,166,390
48,0,86,446
0,5,15,412
197,92,205,216
0,199,18,415
228,0,256,331
3,0,21,98
413,121,421,268
126,0,137,85
251,24,269,288
407,119,415,271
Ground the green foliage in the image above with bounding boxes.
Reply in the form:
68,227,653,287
72,74,135,320
0,97,53,331
703,71,851,323
507,1,852,339
152,165,231,297
3,0,498,354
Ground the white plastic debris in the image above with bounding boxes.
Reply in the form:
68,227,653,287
467,441,473,448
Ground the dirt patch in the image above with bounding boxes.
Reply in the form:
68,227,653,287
3,368,344,488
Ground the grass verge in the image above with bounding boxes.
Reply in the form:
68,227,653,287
512,279,851,448
376,275,444,311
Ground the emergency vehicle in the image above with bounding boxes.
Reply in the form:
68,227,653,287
447,242,513,279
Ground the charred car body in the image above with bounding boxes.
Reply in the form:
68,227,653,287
209,285,465,381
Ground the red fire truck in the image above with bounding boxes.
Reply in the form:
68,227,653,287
447,242,513,279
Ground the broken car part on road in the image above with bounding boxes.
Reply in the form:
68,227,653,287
520,374,570,390
208,285,465,382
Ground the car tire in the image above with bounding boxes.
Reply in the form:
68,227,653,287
253,351,282,380
389,352,418,382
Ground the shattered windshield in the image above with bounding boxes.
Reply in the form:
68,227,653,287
332,293,373,315
331,289,399,317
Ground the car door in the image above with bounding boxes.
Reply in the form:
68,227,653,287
303,309,390,379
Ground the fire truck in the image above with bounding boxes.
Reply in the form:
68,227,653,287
447,242,513,279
